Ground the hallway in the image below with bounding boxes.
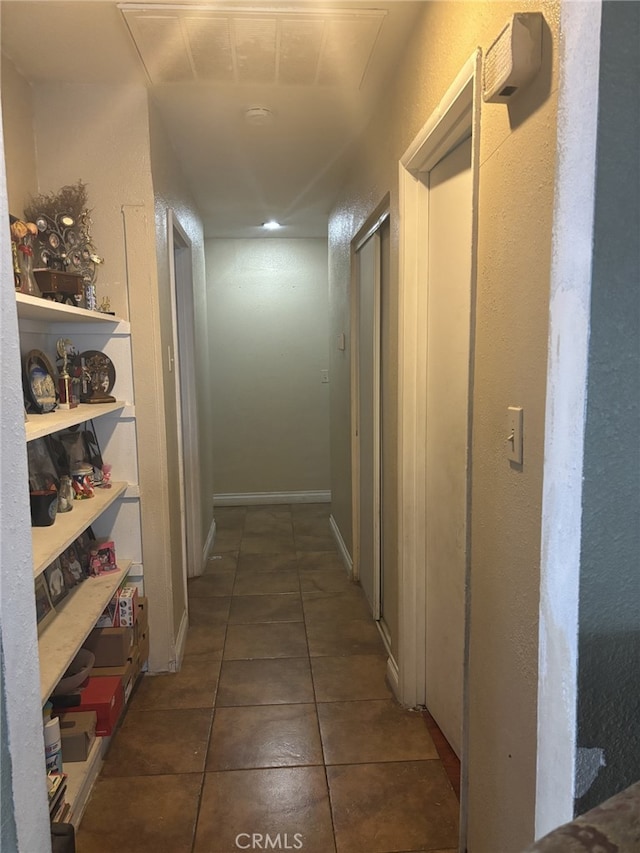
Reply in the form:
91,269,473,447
76,504,459,853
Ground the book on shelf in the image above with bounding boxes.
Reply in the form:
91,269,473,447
51,800,71,824
48,782,67,818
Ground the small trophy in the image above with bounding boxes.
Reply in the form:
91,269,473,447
56,339,77,410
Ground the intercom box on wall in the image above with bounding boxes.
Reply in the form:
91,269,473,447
483,13,542,103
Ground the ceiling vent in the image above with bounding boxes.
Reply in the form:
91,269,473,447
119,5,386,88
483,13,542,103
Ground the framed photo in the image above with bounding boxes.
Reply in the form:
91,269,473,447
23,349,58,413
62,543,85,584
44,558,68,607
74,527,96,576
34,574,55,634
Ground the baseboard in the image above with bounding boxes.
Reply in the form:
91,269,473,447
172,608,189,672
202,515,217,568
214,490,331,506
329,514,353,577
386,653,400,700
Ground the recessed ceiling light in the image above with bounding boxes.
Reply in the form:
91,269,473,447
262,220,282,231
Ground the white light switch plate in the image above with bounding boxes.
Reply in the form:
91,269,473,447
507,406,523,464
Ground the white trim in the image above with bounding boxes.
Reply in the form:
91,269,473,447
397,52,480,852
214,490,331,506
386,653,400,700
329,514,353,577
202,516,217,567
172,608,189,673
535,0,602,836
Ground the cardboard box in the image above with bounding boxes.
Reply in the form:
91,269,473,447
118,585,138,628
84,627,132,667
91,651,142,706
137,628,150,668
136,596,149,632
56,711,97,763
64,677,123,737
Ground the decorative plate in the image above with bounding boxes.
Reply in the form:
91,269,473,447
75,349,116,401
24,349,58,413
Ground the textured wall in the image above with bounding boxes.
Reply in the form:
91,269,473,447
328,2,561,849
206,238,330,497
0,54,37,214
576,0,640,814
148,101,211,632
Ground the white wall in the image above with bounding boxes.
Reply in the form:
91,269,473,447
206,238,330,499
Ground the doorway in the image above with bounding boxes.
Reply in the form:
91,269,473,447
167,211,203,598
398,53,480,841
352,209,393,647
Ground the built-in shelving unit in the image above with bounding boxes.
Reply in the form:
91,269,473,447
16,291,143,824
25,401,127,442
32,482,128,578
38,562,132,703
16,293,128,326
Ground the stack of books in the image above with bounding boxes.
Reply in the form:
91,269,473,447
47,770,69,823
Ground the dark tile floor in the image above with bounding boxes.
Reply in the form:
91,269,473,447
77,504,460,853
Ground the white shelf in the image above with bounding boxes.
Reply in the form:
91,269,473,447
64,735,109,828
39,561,132,703
25,401,127,442
32,482,128,578
16,293,128,327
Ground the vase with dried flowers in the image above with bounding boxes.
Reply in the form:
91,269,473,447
10,216,41,296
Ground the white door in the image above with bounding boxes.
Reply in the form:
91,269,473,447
425,136,473,757
168,212,203,588
356,231,381,618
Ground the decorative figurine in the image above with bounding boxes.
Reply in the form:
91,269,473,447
56,338,77,409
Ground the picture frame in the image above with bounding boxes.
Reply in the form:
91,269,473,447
34,574,55,634
23,349,58,414
44,558,68,608
74,527,96,576
62,543,86,584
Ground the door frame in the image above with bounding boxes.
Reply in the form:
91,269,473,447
351,204,390,624
167,210,203,586
397,51,480,842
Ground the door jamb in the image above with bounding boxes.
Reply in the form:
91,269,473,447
350,205,389,617
167,211,203,588
397,50,480,847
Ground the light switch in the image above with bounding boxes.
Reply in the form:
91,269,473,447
321,369,329,384
506,406,523,464
338,333,346,351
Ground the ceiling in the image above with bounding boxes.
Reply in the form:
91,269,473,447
1,0,425,238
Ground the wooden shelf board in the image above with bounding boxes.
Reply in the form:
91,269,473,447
63,735,109,828
16,293,128,326
33,482,128,578
25,401,127,442
39,561,132,703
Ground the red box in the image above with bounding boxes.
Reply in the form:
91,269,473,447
67,676,124,736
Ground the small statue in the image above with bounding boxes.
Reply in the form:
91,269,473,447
56,338,77,409
98,296,111,313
